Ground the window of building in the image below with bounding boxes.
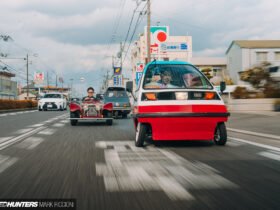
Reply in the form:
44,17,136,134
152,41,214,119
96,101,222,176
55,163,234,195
275,52,280,61
256,52,268,61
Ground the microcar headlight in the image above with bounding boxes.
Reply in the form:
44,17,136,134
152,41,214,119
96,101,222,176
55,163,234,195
175,92,188,100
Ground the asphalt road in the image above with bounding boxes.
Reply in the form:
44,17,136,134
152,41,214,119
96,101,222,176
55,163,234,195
0,111,279,210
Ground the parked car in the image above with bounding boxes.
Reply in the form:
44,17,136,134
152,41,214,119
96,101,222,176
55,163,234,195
103,87,131,118
38,93,67,111
69,97,113,126
128,60,230,147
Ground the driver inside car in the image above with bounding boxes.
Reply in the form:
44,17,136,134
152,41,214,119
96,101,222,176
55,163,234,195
159,71,178,88
82,87,96,101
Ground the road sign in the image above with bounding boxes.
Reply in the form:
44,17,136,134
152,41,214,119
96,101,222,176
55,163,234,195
136,63,145,72
160,42,188,52
145,26,169,56
150,26,169,44
135,72,143,87
113,75,122,86
114,67,122,75
34,72,44,84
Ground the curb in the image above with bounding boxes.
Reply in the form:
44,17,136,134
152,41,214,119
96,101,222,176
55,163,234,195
0,108,37,114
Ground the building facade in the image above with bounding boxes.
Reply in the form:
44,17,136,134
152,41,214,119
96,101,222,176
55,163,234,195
191,57,227,84
0,71,17,99
226,40,280,84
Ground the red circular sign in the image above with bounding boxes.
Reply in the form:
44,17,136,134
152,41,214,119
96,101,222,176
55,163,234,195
157,32,167,42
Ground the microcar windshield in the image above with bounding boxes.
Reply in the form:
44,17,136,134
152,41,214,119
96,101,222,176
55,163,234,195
143,64,213,90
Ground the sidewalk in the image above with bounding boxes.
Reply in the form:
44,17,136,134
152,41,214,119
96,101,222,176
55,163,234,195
227,112,280,137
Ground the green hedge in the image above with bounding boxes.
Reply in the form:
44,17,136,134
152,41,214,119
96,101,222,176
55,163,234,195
0,99,38,110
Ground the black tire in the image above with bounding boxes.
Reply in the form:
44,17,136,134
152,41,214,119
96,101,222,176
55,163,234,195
214,122,227,145
38,108,42,111
135,123,148,147
60,106,64,111
106,119,113,126
70,112,78,126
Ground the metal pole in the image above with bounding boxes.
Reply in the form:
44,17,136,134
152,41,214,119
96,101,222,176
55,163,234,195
147,0,151,63
120,42,123,69
26,54,29,100
47,71,49,92
56,74,58,88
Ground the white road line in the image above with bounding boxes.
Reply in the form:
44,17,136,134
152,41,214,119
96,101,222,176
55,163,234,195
229,137,280,152
9,113,17,116
28,123,45,128
0,154,17,173
52,123,64,127
14,128,33,134
38,128,56,135
0,126,46,151
16,137,44,150
258,151,280,162
228,128,280,140
60,120,68,123
0,114,8,117
0,137,14,144
96,141,238,200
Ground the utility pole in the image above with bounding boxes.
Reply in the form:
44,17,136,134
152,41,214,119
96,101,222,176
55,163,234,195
55,75,58,88
147,0,151,63
120,42,123,69
26,54,29,100
47,71,49,92
70,78,73,98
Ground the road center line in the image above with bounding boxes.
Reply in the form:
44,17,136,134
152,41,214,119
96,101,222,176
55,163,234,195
229,137,280,152
258,151,280,162
0,126,46,151
228,128,280,140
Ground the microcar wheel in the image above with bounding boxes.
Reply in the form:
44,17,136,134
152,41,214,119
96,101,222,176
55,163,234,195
70,112,79,126
135,123,147,147
214,122,227,146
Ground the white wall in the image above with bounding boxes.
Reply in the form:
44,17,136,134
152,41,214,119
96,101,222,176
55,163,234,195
227,44,242,84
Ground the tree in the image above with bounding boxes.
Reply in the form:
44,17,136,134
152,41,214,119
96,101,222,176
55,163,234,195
239,62,280,98
201,68,213,80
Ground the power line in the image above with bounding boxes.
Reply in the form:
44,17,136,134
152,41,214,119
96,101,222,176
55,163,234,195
105,0,127,54
122,2,147,65
122,1,142,52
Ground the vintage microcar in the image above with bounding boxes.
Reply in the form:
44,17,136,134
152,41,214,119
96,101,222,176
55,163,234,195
69,98,114,126
127,60,230,147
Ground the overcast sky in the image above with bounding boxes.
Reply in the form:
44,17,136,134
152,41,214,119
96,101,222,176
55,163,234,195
0,0,280,95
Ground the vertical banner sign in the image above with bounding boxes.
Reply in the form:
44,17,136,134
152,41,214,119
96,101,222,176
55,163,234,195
135,72,143,87
136,63,145,72
113,75,122,86
113,67,122,75
34,72,44,84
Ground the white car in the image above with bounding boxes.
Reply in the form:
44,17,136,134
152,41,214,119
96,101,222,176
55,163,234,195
38,93,67,111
